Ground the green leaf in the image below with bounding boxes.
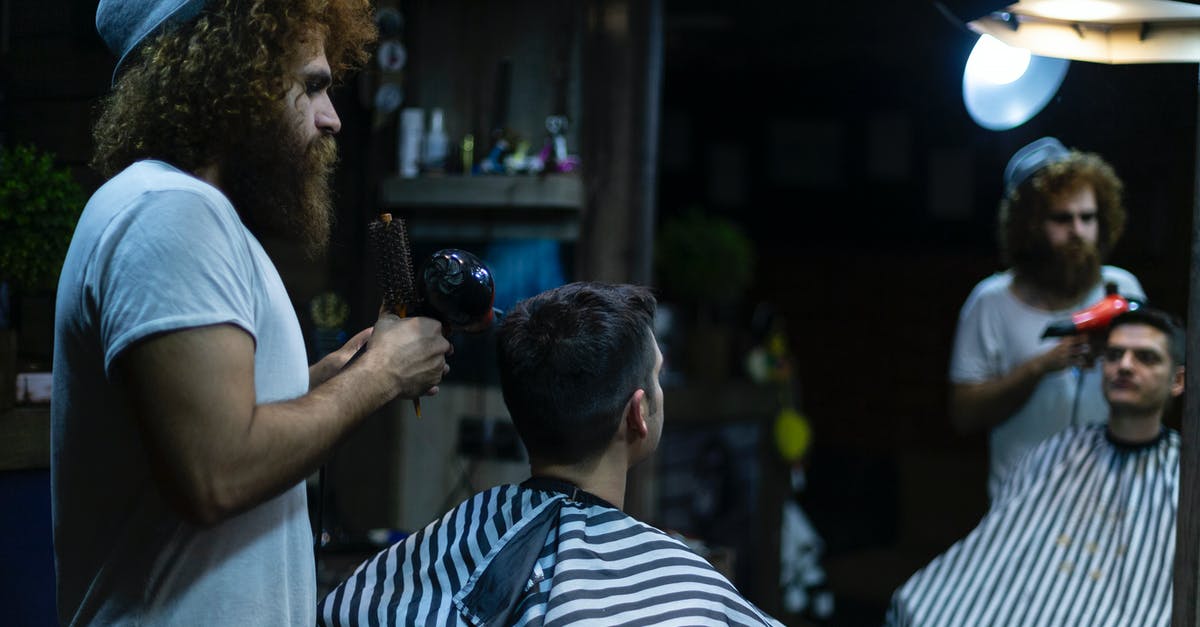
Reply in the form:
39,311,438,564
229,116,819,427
0,143,85,289
654,208,755,304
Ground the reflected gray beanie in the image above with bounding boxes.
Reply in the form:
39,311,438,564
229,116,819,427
1003,136,1071,195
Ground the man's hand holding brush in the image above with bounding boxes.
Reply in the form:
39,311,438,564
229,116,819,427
353,311,451,401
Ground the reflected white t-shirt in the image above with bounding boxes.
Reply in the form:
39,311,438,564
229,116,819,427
949,267,1144,500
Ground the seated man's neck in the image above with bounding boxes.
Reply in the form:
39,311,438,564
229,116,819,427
1107,411,1164,444
531,453,629,510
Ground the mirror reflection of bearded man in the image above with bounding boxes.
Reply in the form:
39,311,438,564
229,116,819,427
1003,149,1122,303
947,137,1145,502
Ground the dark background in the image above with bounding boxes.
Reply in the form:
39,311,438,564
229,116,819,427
2,1,1195,625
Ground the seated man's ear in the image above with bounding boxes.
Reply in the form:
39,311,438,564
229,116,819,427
1172,366,1185,398
624,389,648,440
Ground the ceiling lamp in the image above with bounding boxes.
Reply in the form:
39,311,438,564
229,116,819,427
944,0,1200,130
969,0,1200,64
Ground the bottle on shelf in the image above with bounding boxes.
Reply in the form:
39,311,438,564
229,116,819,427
399,107,424,178
421,108,449,174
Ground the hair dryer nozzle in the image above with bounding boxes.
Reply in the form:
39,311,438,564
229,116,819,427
1040,289,1137,339
418,249,497,332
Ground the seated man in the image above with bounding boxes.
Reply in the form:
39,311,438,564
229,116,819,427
886,307,1185,626
318,282,783,626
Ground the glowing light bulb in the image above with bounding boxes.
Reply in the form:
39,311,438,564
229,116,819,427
965,34,1032,86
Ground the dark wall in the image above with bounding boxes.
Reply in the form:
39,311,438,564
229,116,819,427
1,2,110,190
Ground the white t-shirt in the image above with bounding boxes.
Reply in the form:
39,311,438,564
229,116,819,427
948,267,1144,500
52,160,314,626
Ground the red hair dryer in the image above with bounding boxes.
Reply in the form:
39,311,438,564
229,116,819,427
1041,283,1142,339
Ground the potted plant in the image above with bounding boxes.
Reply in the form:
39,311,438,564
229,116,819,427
0,144,84,295
654,208,755,383
0,143,86,407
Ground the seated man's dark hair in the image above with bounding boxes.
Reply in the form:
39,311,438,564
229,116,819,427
496,282,658,465
1106,306,1186,367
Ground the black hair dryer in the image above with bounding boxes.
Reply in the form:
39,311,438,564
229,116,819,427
419,249,497,333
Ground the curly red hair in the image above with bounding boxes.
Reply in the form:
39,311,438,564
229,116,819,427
92,0,376,178
998,150,1127,270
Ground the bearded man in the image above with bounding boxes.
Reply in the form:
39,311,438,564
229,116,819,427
51,1,452,625
948,136,1145,502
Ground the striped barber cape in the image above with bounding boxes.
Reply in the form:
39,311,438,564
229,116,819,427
318,480,784,626
886,425,1179,627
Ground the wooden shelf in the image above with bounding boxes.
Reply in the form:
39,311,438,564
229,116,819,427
378,174,582,241
380,174,582,209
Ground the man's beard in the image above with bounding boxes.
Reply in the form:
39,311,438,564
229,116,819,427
1020,237,1102,300
220,113,338,258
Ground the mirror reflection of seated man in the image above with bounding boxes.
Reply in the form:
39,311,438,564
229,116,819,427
886,307,1185,627
318,282,784,627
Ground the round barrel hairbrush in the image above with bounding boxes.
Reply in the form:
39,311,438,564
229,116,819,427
366,212,424,416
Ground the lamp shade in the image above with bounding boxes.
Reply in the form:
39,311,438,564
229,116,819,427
968,0,1200,64
962,35,1070,130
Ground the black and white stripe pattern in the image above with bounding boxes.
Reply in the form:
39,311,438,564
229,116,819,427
319,484,783,626
886,426,1179,627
